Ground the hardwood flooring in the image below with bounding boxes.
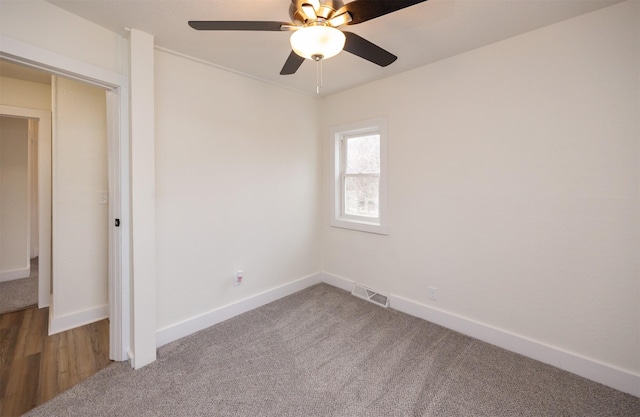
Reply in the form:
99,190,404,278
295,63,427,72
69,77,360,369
0,307,111,416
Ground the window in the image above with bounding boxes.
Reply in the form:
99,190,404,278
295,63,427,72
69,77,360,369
330,117,387,234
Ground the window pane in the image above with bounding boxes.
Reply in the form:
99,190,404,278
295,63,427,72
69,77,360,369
345,135,380,174
344,176,379,218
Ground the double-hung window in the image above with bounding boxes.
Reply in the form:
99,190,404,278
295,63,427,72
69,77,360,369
330,117,388,234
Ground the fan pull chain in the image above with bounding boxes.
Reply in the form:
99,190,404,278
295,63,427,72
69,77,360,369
313,54,324,94
317,59,321,94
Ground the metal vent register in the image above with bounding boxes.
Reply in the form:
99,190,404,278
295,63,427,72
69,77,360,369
351,284,389,308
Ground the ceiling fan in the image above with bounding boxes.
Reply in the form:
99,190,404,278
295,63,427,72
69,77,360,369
188,0,428,76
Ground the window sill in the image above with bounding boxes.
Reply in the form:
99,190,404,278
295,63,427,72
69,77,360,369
330,218,388,235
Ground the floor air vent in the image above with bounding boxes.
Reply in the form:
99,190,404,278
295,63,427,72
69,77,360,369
351,284,389,308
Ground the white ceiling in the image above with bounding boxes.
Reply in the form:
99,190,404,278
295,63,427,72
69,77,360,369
31,0,624,95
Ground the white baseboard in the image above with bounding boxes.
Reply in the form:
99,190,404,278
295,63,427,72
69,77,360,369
318,271,639,397
0,267,30,282
49,304,109,335
316,271,354,292
389,293,640,398
152,270,639,398
127,349,135,368
156,272,323,348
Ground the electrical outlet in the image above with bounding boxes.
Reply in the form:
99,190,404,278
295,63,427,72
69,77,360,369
428,287,437,301
233,271,243,287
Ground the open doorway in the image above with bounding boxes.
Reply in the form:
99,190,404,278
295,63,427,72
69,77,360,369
0,115,38,314
0,52,128,362
1,61,109,327
0,101,52,316
0,60,121,415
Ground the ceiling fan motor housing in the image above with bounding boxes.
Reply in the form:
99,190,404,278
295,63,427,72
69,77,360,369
290,0,345,23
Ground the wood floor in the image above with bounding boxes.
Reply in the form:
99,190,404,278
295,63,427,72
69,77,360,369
0,307,111,416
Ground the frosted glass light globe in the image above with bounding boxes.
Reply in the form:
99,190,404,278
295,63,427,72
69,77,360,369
290,25,346,60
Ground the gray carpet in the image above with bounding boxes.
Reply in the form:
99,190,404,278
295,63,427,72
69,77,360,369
0,258,37,315
26,283,639,416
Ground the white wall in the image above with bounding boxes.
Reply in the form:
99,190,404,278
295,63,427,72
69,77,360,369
0,116,29,279
51,76,108,329
129,29,157,368
322,0,639,377
0,76,51,110
154,50,322,330
0,0,123,74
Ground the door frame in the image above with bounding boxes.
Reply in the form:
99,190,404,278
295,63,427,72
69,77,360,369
0,35,130,362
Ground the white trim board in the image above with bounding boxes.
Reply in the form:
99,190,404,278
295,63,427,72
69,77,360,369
0,36,122,89
322,272,639,397
127,350,136,369
156,272,323,348
392,293,640,397
389,293,640,398
129,29,157,369
316,271,353,292
0,267,30,282
153,270,639,397
49,304,109,335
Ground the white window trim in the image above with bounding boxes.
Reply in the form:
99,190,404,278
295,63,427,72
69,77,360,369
330,116,388,235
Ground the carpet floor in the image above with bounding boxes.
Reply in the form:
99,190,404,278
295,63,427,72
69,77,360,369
0,258,38,315
25,283,639,416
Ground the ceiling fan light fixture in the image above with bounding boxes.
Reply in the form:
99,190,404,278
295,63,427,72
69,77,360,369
290,25,346,60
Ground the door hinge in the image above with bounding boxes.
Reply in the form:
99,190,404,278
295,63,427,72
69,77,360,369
115,218,120,227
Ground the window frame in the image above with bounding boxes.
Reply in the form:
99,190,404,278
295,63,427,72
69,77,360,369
330,117,388,235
